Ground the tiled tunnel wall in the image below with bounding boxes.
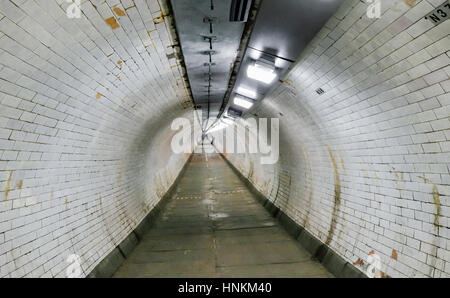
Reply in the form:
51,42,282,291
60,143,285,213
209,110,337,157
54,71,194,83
217,0,450,277
0,0,197,277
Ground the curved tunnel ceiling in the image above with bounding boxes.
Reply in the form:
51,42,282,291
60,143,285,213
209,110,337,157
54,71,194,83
170,0,347,130
171,0,249,129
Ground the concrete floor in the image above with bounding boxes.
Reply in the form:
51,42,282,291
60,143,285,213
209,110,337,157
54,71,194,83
113,150,333,278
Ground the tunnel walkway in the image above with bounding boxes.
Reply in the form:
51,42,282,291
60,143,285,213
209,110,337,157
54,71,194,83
113,148,332,278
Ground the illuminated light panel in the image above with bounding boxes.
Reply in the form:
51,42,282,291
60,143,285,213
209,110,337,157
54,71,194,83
208,118,235,133
246,61,277,84
234,96,253,109
236,87,257,99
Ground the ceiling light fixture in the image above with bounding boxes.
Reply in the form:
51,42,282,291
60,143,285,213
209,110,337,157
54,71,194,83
234,95,253,109
247,60,277,84
236,87,257,99
208,118,235,133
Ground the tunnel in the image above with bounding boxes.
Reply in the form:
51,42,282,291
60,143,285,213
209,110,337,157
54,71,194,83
0,0,449,280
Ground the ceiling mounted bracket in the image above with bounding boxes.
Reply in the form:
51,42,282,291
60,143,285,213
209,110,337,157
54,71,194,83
202,50,217,55
202,35,217,41
203,17,218,23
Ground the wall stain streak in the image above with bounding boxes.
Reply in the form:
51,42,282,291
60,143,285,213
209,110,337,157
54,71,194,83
153,12,166,24
420,177,441,227
432,184,441,227
303,149,313,227
337,151,345,173
4,171,13,201
419,176,441,277
390,167,403,184
281,78,295,89
326,146,341,245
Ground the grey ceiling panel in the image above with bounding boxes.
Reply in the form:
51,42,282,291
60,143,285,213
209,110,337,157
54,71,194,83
171,0,346,127
225,0,346,118
248,0,346,61
171,0,247,122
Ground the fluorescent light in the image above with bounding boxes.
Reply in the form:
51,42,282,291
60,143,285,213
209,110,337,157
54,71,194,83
247,61,276,84
236,87,256,99
234,96,253,109
208,118,234,133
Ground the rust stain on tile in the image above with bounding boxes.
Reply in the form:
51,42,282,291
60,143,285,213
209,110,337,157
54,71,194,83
96,93,102,100
105,17,120,29
117,60,123,70
16,180,23,190
391,168,403,183
325,146,341,245
337,151,345,173
281,78,296,89
113,7,126,17
420,176,442,227
153,12,165,24
303,148,313,227
353,258,364,266
391,249,398,260
432,184,441,227
369,250,375,255
4,171,13,201
403,0,417,8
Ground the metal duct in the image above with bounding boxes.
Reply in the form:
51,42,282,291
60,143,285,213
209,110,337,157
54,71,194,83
230,0,252,22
